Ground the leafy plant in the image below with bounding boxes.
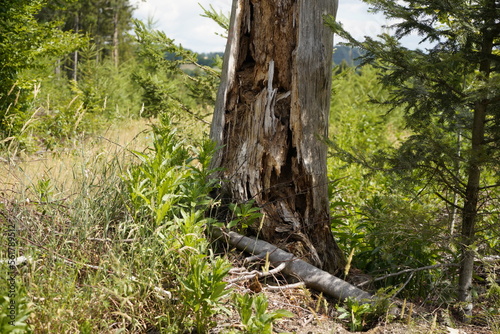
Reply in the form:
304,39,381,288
337,289,395,332
125,120,190,227
227,200,263,231
328,178,368,276
0,283,32,334
32,176,54,203
122,115,236,332
178,253,232,333
337,297,373,332
233,293,293,334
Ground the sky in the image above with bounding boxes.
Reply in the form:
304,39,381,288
131,0,422,53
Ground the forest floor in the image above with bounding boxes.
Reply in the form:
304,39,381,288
1,118,497,333
212,252,497,334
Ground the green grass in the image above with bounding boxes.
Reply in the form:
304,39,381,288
0,118,176,332
0,116,287,333
0,119,151,332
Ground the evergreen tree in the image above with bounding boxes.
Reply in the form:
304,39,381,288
328,0,500,320
0,0,82,136
37,0,135,77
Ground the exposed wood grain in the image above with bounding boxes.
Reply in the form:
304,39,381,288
210,0,345,275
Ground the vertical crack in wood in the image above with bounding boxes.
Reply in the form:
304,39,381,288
210,0,344,275
264,60,278,136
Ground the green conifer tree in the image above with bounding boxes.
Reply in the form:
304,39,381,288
37,0,135,77
0,0,82,136
327,0,500,320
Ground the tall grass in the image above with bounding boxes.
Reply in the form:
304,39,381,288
1,114,290,333
1,118,155,332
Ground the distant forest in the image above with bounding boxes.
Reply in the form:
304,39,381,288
332,45,364,65
167,46,363,68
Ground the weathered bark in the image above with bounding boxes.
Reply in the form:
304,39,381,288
112,6,119,67
458,115,484,319
210,0,345,275
457,2,494,319
458,107,486,322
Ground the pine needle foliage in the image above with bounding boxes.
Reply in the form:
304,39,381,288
326,0,500,317
132,20,220,119
199,4,230,38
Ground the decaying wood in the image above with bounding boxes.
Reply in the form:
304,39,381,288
210,0,345,275
264,281,305,291
214,228,373,303
227,262,286,284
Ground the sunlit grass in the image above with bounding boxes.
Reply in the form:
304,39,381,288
0,117,158,332
0,118,153,199
0,115,231,333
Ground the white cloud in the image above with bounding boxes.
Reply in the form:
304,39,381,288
132,0,231,52
336,0,387,42
132,0,427,52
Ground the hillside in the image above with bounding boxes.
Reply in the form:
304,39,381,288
173,46,364,70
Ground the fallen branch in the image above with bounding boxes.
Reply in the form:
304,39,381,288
357,263,459,287
244,251,268,263
227,262,286,284
264,281,305,291
478,255,500,264
213,228,373,303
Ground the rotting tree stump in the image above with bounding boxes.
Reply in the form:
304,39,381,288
209,0,345,275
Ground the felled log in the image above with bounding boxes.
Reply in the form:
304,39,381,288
213,228,373,303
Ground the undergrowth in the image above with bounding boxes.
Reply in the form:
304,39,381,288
0,116,289,333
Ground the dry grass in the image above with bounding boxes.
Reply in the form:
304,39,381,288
0,118,158,333
0,118,152,200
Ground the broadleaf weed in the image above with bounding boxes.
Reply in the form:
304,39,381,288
233,293,293,334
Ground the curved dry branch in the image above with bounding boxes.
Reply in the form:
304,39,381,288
213,228,373,303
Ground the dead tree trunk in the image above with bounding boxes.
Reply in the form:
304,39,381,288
210,0,345,275
112,5,119,68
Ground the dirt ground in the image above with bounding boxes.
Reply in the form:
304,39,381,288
211,252,499,334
